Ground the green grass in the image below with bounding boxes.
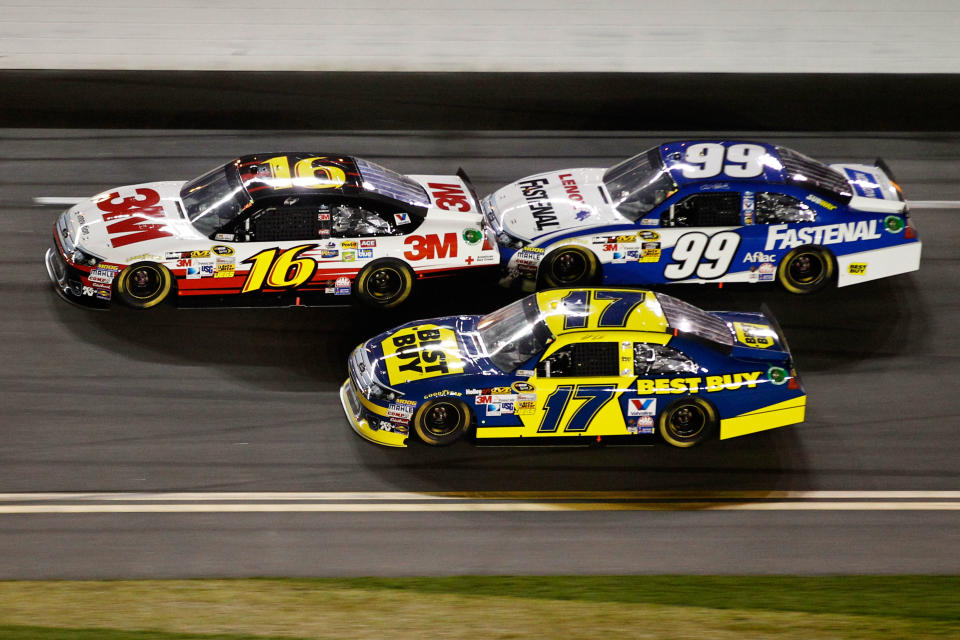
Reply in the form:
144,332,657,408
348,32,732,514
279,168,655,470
0,577,956,639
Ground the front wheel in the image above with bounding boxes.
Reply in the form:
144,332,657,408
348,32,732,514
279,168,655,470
413,398,472,446
658,397,718,448
777,246,835,294
115,262,173,309
354,259,415,308
538,246,601,289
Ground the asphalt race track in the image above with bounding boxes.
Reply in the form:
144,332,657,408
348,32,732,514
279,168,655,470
0,130,958,577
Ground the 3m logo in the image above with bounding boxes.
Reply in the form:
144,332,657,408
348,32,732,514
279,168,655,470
404,233,458,261
95,188,173,248
428,182,472,212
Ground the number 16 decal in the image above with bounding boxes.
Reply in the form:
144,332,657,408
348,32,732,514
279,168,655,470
664,231,741,280
242,244,318,293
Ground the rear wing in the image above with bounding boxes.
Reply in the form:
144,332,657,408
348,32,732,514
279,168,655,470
761,303,793,364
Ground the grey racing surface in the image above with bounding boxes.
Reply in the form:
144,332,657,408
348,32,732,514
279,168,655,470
0,130,958,577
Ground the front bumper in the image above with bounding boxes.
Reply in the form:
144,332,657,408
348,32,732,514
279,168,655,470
44,246,110,309
339,379,409,447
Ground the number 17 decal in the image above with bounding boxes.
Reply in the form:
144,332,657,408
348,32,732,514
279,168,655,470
538,384,617,433
664,231,741,280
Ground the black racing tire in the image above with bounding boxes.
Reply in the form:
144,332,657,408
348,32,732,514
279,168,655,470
115,262,174,309
777,246,835,294
537,246,601,289
354,258,415,308
413,398,472,446
658,397,718,448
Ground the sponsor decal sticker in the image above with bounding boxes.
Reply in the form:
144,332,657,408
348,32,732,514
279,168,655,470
743,251,775,264
334,276,351,295
211,245,234,256
767,366,789,385
360,239,376,248
805,194,838,210
320,249,339,258
848,262,868,275
884,215,904,234
342,251,356,262
341,241,358,249
394,213,410,225
733,322,775,349
381,324,465,385
627,398,657,417
358,249,373,259
518,177,558,231
637,371,764,395
764,221,881,251
462,228,483,245
758,262,775,281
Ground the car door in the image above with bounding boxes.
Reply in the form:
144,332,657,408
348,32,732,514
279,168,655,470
518,336,635,438
658,190,745,283
220,195,335,295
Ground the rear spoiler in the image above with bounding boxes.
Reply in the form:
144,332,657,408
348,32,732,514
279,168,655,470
457,167,482,211
874,157,905,202
761,302,793,364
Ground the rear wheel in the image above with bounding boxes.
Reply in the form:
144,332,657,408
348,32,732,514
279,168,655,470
658,397,717,448
413,398,472,446
538,246,601,289
115,262,173,309
777,246,835,294
354,259,415,308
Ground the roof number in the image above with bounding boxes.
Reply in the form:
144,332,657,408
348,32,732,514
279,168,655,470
681,143,766,180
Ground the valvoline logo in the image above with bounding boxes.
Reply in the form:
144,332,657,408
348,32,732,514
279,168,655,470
628,398,657,416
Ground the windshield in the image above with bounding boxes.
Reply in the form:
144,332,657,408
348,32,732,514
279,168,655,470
180,164,251,237
657,293,734,347
602,147,678,220
477,295,555,373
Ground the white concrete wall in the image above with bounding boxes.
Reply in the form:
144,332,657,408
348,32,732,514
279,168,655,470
1,0,958,73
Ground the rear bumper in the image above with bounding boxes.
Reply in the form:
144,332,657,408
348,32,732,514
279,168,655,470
835,241,922,287
719,395,806,440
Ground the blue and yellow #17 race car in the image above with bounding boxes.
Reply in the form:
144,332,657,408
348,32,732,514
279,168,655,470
484,140,920,293
341,288,805,448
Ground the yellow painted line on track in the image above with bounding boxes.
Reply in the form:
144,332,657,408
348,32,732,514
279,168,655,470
0,502,959,513
0,492,959,512
1,491,960,501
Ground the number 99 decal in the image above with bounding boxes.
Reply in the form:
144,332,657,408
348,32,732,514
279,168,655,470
664,231,741,280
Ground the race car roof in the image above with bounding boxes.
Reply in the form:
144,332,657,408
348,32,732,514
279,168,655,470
234,153,431,208
534,288,734,347
658,140,853,201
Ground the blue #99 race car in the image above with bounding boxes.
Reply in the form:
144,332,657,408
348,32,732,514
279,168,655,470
341,288,805,449
483,140,920,293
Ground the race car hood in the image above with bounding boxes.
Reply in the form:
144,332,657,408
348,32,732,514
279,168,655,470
66,181,205,259
364,315,500,389
487,168,627,241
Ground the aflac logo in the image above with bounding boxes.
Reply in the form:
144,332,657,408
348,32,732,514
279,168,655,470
743,251,776,263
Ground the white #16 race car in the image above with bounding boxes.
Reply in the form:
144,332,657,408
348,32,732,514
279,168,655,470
484,140,920,294
45,153,499,309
